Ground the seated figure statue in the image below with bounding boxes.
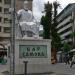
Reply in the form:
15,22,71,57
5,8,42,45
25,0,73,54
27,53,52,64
17,0,39,38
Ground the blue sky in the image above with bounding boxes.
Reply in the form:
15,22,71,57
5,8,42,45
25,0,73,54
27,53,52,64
33,0,75,21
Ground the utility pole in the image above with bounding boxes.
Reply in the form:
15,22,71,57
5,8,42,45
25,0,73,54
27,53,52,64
10,0,15,75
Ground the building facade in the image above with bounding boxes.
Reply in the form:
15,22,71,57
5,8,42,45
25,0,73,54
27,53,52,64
56,3,75,48
0,0,11,45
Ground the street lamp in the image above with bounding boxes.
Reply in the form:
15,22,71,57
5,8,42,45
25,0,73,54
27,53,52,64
10,0,15,75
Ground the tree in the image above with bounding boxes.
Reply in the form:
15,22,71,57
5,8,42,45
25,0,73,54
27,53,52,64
41,2,52,39
63,42,71,53
52,1,62,51
40,1,62,51
71,29,75,48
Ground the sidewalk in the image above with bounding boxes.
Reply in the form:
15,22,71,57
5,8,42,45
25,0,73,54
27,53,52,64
0,64,7,75
26,63,75,75
0,63,75,75
49,63,75,75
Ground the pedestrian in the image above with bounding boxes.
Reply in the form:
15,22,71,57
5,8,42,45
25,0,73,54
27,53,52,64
4,55,7,63
64,54,70,65
70,55,75,68
0,56,1,63
69,54,73,64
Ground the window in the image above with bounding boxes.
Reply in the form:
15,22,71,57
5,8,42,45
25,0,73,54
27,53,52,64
4,27,10,33
4,18,9,23
4,8,9,14
0,17,2,22
4,0,11,4
0,26,1,32
0,0,2,3
0,7,2,12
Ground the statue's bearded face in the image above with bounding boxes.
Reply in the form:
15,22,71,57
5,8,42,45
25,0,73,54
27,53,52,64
24,1,28,10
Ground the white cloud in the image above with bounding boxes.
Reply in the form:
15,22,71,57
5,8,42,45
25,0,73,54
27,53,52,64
33,0,44,20
33,0,75,21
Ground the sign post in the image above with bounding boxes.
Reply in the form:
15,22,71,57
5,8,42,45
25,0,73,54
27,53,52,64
23,61,28,75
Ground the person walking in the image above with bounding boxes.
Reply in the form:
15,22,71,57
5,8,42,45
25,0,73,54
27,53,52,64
64,54,70,65
4,55,7,63
70,54,75,68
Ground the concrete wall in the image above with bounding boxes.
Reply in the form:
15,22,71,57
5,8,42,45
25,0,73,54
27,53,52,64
15,39,51,74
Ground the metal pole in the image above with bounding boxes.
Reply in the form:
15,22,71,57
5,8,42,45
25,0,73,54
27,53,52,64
23,61,28,75
10,0,15,75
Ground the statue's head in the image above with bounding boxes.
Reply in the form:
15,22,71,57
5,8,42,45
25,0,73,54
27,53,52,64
24,0,28,10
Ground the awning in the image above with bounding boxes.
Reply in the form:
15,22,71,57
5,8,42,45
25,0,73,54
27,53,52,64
0,44,7,50
69,49,75,53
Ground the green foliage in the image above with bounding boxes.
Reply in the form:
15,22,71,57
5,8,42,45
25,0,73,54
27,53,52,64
70,30,75,48
51,30,62,51
45,2,52,18
39,30,43,37
40,1,62,51
71,30,75,37
63,42,71,53
41,2,52,39
41,16,50,39
52,1,62,50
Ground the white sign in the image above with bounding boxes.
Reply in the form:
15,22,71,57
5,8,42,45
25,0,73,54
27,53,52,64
19,45,47,58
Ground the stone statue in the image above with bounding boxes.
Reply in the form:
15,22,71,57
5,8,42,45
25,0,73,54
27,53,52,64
17,0,34,22
16,0,39,38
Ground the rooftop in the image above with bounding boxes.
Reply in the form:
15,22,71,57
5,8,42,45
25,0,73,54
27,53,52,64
57,3,75,18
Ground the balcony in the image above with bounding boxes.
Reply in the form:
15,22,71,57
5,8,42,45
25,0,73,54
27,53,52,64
61,38,72,43
57,16,71,28
0,32,10,37
57,24,72,33
60,31,72,38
